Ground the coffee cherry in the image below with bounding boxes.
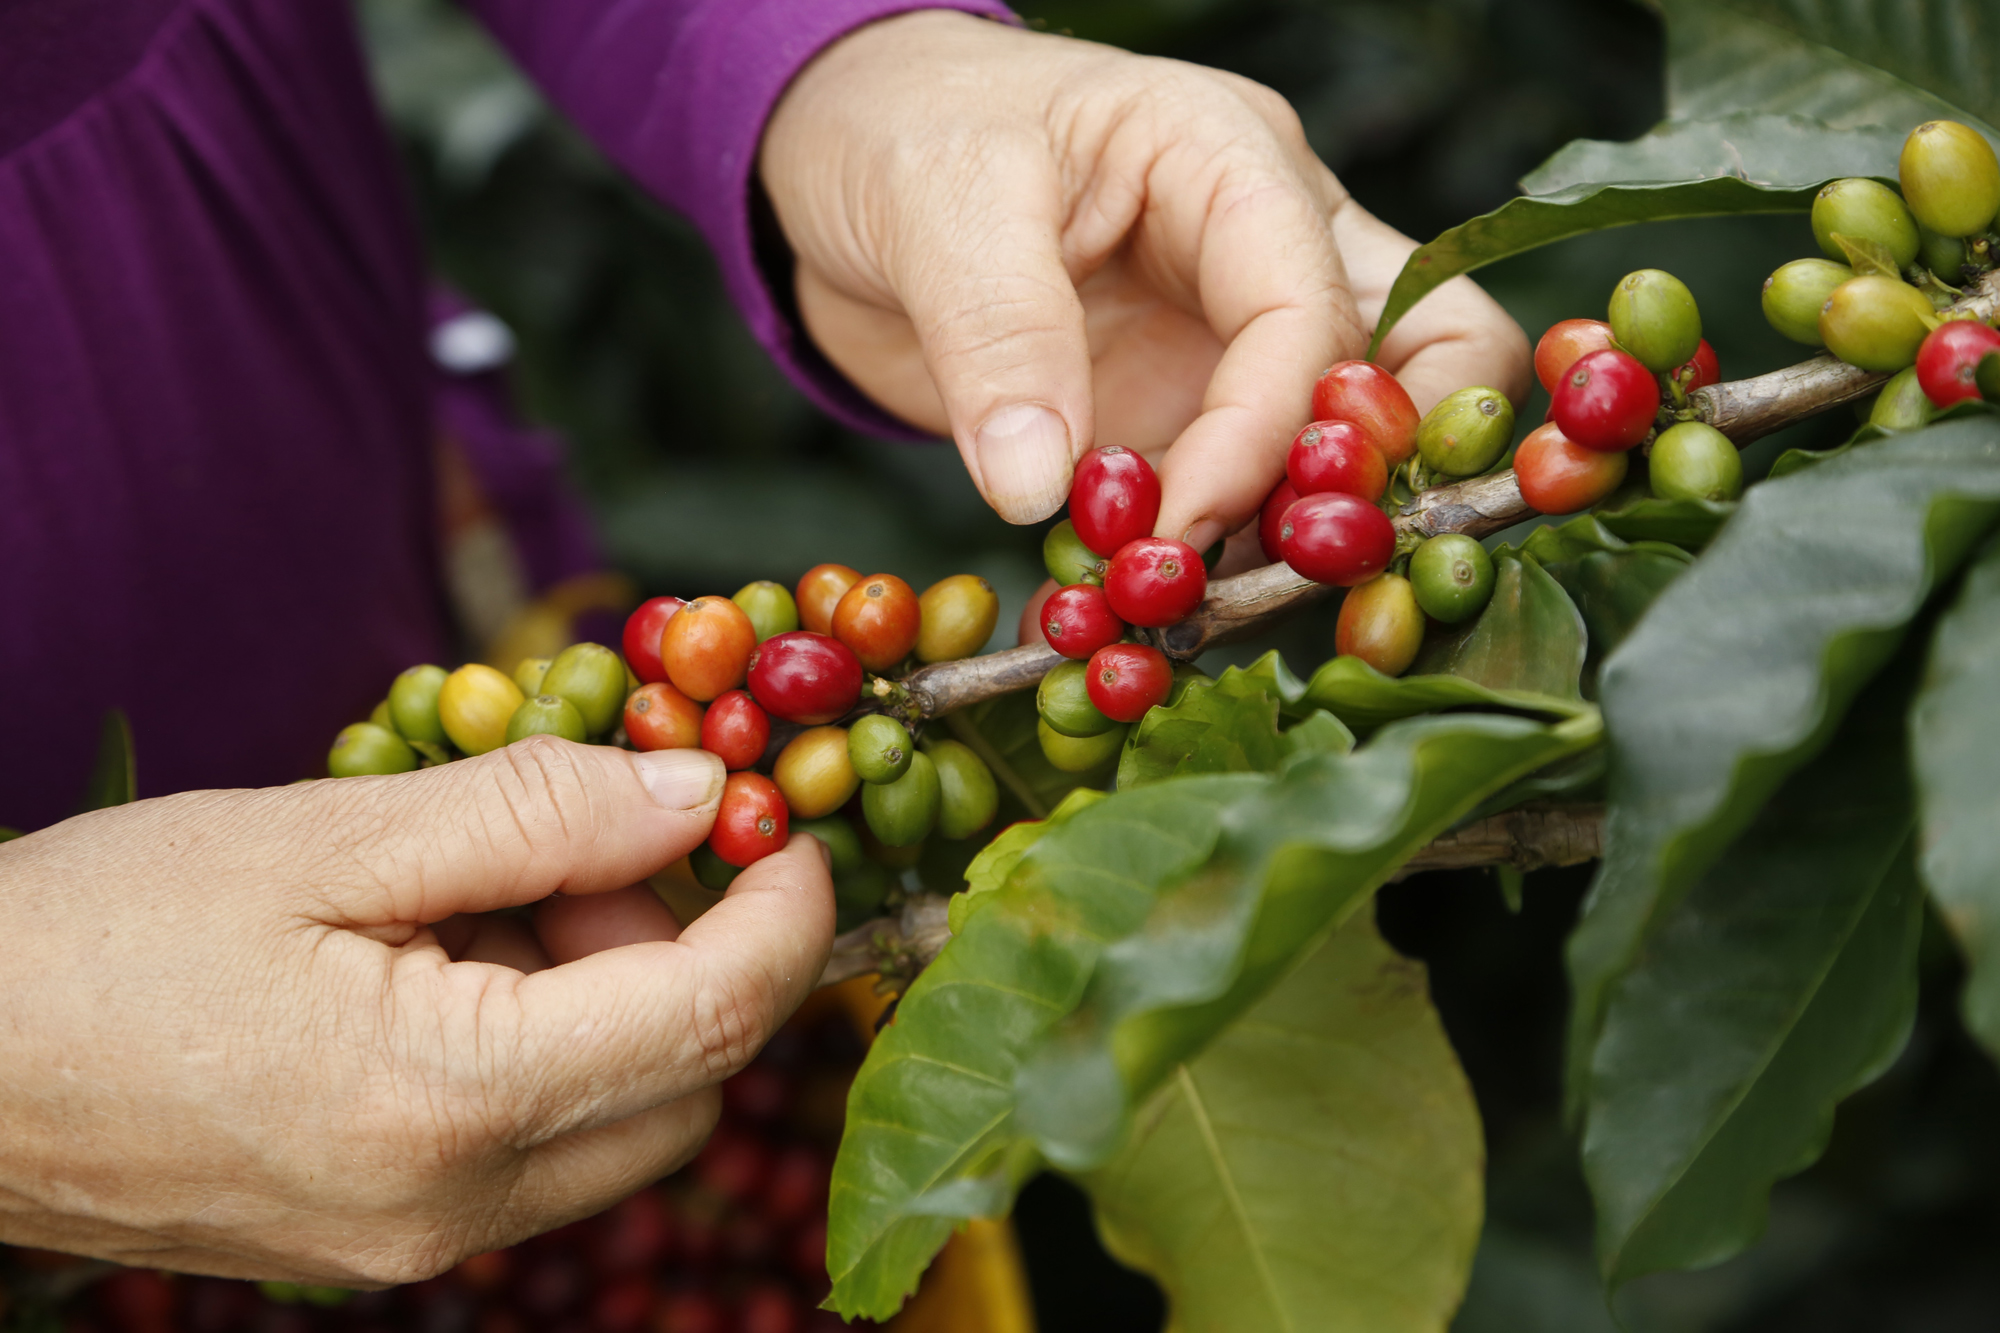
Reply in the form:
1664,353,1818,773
1900,120,2000,238
1408,534,1495,624
1674,339,1721,391
1648,422,1743,503
663,596,759,701
699,690,770,770
1037,659,1118,737
711,772,789,867
1920,226,1968,280
1277,492,1396,586
367,698,395,731
1335,574,1425,678
1041,583,1125,659
1819,274,1938,371
622,596,685,684
1513,421,1628,515
690,843,740,891
1069,446,1162,557
1085,643,1173,723
1607,268,1702,374
732,581,800,643
1417,386,1515,477
926,739,998,839
1870,366,1937,431
1762,259,1854,346
505,695,587,744
1258,480,1301,564
832,574,921,672
1104,537,1207,627
539,642,627,737
513,656,552,697
1533,319,1617,393
916,574,1000,662
793,815,866,876
1311,361,1421,465
1552,348,1658,452
773,726,859,819
624,681,705,751
1037,717,1127,772
388,663,449,746
746,631,863,725
1915,318,2000,406
1287,420,1388,501
438,664,525,756
1812,178,1921,268
847,713,914,784
328,722,417,777
1043,518,1108,586
862,750,940,847
795,563,862,636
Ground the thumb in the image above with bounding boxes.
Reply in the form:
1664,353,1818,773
306,738,725,925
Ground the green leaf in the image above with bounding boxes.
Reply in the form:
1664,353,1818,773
1584,649,1923,1288
81,710,136,811
1565,420,2000,1129
1911,534,2000,1059
1519,114,1911,195
1278,710,1356,765
950,787,1106,933
1300,658,1589,733
1117,661,1292,788
1078,904,1482,1333
1590,496,1736,549
1525,518,1696,697
1830,231,1905,279
1441,551,1587,699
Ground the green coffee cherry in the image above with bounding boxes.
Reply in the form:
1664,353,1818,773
1417,386,1515,478
732,580,800,642
690,843,739,892
368,699,396,733
1899,121,2000,238
1819,274,1937,371
1607,269,1701,373
538,642,626,737
505,694,587,744
1044,518,1108,586
847,713,914,784
1868,366,1936,431
1761,260,1852,346
1037,659,1117,737
1811,178,1920,269
1648,423,1742,503
1919,226,1968,281
513,656,552,697
794,815,866,875
925,739,998,840
1408,534,1494,624
862,750,940,847
1037,717,1126,773
388,664,449,746
834,862,891,926
328,722,418,777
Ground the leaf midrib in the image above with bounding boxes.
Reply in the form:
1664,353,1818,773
1177,1062,1292,1333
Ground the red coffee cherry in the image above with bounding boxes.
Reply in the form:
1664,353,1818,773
1551,348,1659,452
624,681,705,751
746,630,863,725
1103,536,1207,627
1675,338,1721,390
662,596,759,701
621,596,685,684
1069,445,1162,557
1287,420,1387,502
1533,318,1617,394
1085,642,1174,723
1277,492,1396,587
795,563,861,637
831,574,921,672
1259,479,1300,564
699,690,771,770
1513,421,1628,516
709,772,788,867
1310,361,1420,465
1916,319,2000,407
1041,584,1125,659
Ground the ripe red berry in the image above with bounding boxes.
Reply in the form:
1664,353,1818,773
624,681,704,751
1041,584,1126,659
1259,479,1300,564
1103,537,1207,627
1287,420,1387,501
746,631,863,725
699,690,770,769
1916,319,2000,407
831,574,921,672
709,772,788,867
1513,421,1628,515
1533,319,1616,394
1085,643,1174,723
621,596,685,684
764,1144,829,1225
657,1291,726,1333
1310,361,1421,464
1551,348,1659,452
737,1285,802,1333
1069,446,1162,556
1277,492,1396,587
1676,338,1721,390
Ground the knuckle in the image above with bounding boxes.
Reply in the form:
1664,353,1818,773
686,964,770,1080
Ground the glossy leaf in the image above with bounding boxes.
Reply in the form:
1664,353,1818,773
1118,661,1292,788
1523,518,1696,696
1442,551,1587,699
1520,114,1910,195
1081,905,1482,1333
950,787,1105,933
1301,657,1589,733
1590,496,1735,549
82,710,136,812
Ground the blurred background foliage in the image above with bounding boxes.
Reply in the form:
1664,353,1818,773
360,1,1996,1329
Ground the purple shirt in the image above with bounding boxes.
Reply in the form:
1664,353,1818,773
0,0,1009,831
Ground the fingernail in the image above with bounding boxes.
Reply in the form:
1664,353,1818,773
974,404,1074,524
1183,519,1225,556
813,836,834,871
634,748,724,811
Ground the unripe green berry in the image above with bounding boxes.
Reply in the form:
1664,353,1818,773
847,713,914,784
1899,120,2000,238
1043,519,1107,587
925,738,998,840
387,664,449,747
1811,178,1920,269
1648,423,1742,503
1036,717,1126,773
504,694,587,744
1408,534,1495,624
538,642,627,737
794,815,866,876
1416,386,1515,478
1868,365,1936,432
1819,275,1937,371
512,656,552,698
1762,260,1852,346
1037,659,1117,737
368,699,396,733
1607,269,1701,372
862,750,941,847
690,843,739,891
328,722,419,777
731,580,799,642
1918,226,1968,281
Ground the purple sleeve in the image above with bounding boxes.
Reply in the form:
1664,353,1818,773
468,0,1018,439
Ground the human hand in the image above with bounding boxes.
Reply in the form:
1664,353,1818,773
0,740,833,1284
760,10,1530,555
